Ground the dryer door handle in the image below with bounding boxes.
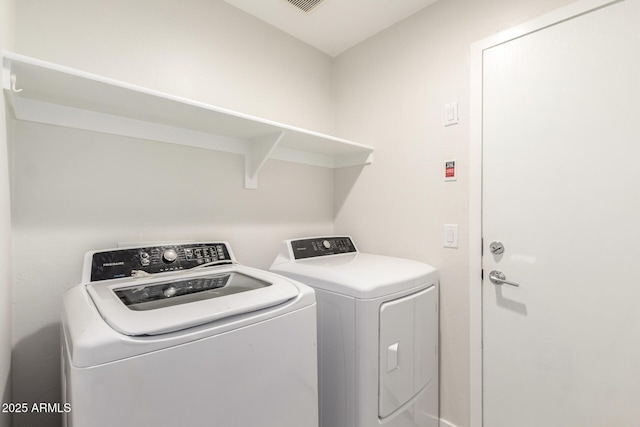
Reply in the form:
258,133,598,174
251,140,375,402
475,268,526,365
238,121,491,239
387,342,399,372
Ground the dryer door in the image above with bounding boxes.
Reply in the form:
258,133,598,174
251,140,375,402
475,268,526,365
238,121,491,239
378,285,437,418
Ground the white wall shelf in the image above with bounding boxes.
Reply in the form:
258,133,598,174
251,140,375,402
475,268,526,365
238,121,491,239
1,51,374,189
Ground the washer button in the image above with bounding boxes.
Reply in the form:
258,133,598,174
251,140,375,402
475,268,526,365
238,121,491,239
163,249,178,263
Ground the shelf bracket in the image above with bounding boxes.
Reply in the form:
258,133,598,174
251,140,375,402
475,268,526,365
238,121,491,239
244,131,286,189
334,151,374,168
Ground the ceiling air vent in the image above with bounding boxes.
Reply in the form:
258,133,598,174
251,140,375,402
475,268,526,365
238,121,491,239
285,0,324,13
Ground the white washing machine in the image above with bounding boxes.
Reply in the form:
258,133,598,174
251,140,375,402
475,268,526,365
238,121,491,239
270,236,438,427
61,242,318,427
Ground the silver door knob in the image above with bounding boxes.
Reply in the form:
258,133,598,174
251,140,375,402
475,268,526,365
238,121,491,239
489,270,520,287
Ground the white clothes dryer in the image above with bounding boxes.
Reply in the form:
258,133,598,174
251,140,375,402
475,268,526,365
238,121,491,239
61,242,318,427
270,236,438,427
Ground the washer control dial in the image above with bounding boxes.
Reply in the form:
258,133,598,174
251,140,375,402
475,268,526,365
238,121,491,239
139,252,151,266
322,240,331,249
162,248,178,263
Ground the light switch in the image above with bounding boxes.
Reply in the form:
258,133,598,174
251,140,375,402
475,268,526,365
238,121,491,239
445,102,459,126
443,224,459,248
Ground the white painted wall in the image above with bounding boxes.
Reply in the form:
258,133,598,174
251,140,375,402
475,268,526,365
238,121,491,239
15,0,334,134
0,0,14,426
11,1,335,426
332,0,576,426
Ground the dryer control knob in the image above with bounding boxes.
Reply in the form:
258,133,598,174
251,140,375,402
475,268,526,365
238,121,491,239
163,249,178,263
322,240,331,249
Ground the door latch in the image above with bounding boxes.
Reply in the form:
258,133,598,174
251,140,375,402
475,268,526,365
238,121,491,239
488,270,520,287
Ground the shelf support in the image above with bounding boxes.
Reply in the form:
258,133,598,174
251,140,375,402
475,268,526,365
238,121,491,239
334,151,374,168
245,131,286,189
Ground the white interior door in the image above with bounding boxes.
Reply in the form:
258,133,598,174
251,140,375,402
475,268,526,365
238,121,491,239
482,0,640,425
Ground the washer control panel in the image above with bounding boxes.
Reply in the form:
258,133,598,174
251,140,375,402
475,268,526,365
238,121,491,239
290,236,356,260
90,243,232,282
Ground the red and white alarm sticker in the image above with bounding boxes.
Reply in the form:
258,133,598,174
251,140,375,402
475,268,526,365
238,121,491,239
445,160,456,181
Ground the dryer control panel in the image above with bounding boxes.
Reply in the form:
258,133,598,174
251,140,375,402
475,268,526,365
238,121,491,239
89,243,233,282
290,236,357,260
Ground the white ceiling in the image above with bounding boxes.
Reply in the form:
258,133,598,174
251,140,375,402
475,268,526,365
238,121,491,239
224,0,438,57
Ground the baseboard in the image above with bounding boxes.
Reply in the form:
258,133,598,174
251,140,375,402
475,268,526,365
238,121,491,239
440,419,458,427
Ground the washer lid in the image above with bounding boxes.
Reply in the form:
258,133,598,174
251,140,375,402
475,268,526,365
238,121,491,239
271,252,437,299
86,266,300,336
